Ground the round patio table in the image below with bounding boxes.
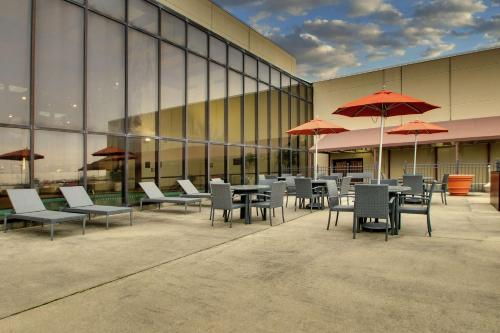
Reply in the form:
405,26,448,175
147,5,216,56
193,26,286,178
360,185,411,234
231,185,270,224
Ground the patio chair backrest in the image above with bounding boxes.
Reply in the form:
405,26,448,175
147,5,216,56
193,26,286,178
139,182,165,199
354,184,389,219
281,173,292,177
347,172,371,183
371,179,398,186
340,177,352,195
60,186,94,208
265,175,278,180
210,183,233,210
284,176,296,188
7,189,46,214
441,174,449,191
269,182,287,208
177,179,199,195
330,172,343,179
403,174,424,195
295,177,313,197
319,175,338,181
326,180,340,208
209,179,225,192
258,178,275,186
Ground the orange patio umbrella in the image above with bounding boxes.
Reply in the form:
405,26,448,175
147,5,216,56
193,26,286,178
287,118,349,180
387,120,448,174
92,146,127,157
333,90,440,183
0,148,44,183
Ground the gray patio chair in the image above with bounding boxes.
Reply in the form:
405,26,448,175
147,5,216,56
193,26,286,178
139,182,201,214
402,174,424,204
339,176,354,205
294,177,323,212
252,182,287,226
371,179,398,186
398,181,436,237
326,180,354,230
177,179,211,199
210,183,245,228
284,176,296,207
437,174,449,205
353,184,393,241
265,175,278,179
4,189,87,241
60,186,132,229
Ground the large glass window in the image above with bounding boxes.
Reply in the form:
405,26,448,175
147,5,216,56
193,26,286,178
87,13,125,133
244,78,257,145
160,43,184,138
228,47,243,71
244,55,257,77
187,54,207,140
209,63,225,142
188,142,206,190
299,100,307,149
281,74,291,92
290,97,298,149
270,88,280,147
34,131,83,205
210,36,226,64
227,146,242,185
271,149,280,175
257,148,269,176
299,151,308,177
35,0,83,130
291,151,299,175
282,150,290,175
209,144,225,181
0,128,30,210
245,147,256,184
129,0,158,35
88,0,125,20
291,79,299,96
159,140,183,192
259,62,269,84
86,134,126,205
187,25,207,57
128,30,158,136
161,11,185,46
128,136,156,204
271,69,280,88
0,1,30,125
258,83,269,146
228,71,242,144
281,92,289,148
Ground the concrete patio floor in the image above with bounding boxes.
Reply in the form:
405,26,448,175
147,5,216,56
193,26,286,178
0,194,499,332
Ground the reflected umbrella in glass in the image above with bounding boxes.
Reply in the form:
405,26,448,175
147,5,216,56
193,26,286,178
0,148,44,184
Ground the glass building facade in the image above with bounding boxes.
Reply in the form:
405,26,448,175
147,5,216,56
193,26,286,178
0,0,313,209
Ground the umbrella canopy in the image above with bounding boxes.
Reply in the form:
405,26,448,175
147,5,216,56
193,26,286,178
92,146,127,157
387,120,448,174
333,90,440,183
287,118,349,179
0,148,44,161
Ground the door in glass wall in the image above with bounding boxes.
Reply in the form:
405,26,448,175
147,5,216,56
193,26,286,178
228,71,242,144
209,144,225,181
86,134,126,205
0,128,30,210
299,151,308,177
245,147,256,185
128,30,158,136
188,142,206,190
244,77,256,145
34,130,83,209
0,1,30,125
35,0,84,130
87,13,125,134
128,136,156,204
227,146,242,185
209,63,225,142
159,140,183,192
187,54,207,140
258,83,269,146
160,43,185,138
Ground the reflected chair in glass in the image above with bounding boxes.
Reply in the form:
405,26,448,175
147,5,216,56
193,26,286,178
252,182,286,226
294,177,323,212
210,183,245,228
325,180,354,230
397,181,436,236
437,174,449,205
402,174,424,204
353,185,394,241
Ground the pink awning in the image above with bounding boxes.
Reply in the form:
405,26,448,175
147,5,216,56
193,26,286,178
315,116,500,152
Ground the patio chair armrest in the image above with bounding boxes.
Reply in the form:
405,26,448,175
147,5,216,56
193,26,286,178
255,194,270,199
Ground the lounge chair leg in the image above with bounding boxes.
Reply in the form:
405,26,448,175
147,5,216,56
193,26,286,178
281,207,285,224
327,210,331,230
106,215,109,230
335,211,339,226
50,223,54,241
269,209,272,226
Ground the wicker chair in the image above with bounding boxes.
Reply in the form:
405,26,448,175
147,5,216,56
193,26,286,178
252,182,287,226
294,178,323,212
353,184,393,241
402,174,424,204
339,176,354,205
437,174,449,205
325,180,354,230
284,176,296,207
210,183,245,228
371,179,398,186
398,181,436,236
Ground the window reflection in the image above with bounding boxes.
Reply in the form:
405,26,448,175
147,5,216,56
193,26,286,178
0,1,30,125
257,148,269,176
86,134,126,205
299,100,307,149
259,62,269,83
161,11,185,46
291,79,299,96
209,144,225,181
245,147,256,184
188,142,206,190
299,151,308,177
187,54,207,140
129,0,158,35
290,97,298,149
244,78,257,145
270,88,280,147
88,0,125,20
128,30,158,136
227,146,242,185
228,47,243,71
281,74,291,92
258,83,269,146
128,136,156,204
35,0,83,130
228,71,242,143
159,140,183,191
271,68,280,88
244,55,257,77
281,92,289,148
160,43,184,138
210,36,226,64
188,25,207,56
209,63,225,142
271,149,280,175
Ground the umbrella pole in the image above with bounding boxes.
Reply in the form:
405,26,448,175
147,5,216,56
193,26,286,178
377,116,385,184
314,133,318,180
413,134,418,175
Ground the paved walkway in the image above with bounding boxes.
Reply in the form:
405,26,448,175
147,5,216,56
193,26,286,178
0,194,499,332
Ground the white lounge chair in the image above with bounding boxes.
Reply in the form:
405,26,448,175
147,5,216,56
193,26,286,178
139,182,201,214
177,179,211,199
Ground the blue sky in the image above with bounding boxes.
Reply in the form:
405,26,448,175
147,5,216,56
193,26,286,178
213,0,500,82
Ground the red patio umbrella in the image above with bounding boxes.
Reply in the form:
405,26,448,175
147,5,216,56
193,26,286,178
287,118,349,180
0,148,44,183
92,146,127,157
387,120,448,174
333,90,440,183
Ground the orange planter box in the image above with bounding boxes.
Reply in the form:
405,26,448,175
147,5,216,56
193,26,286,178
448,175,474,196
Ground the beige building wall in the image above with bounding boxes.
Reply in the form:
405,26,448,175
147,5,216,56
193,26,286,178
314,48,500,130
157,0,297,74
